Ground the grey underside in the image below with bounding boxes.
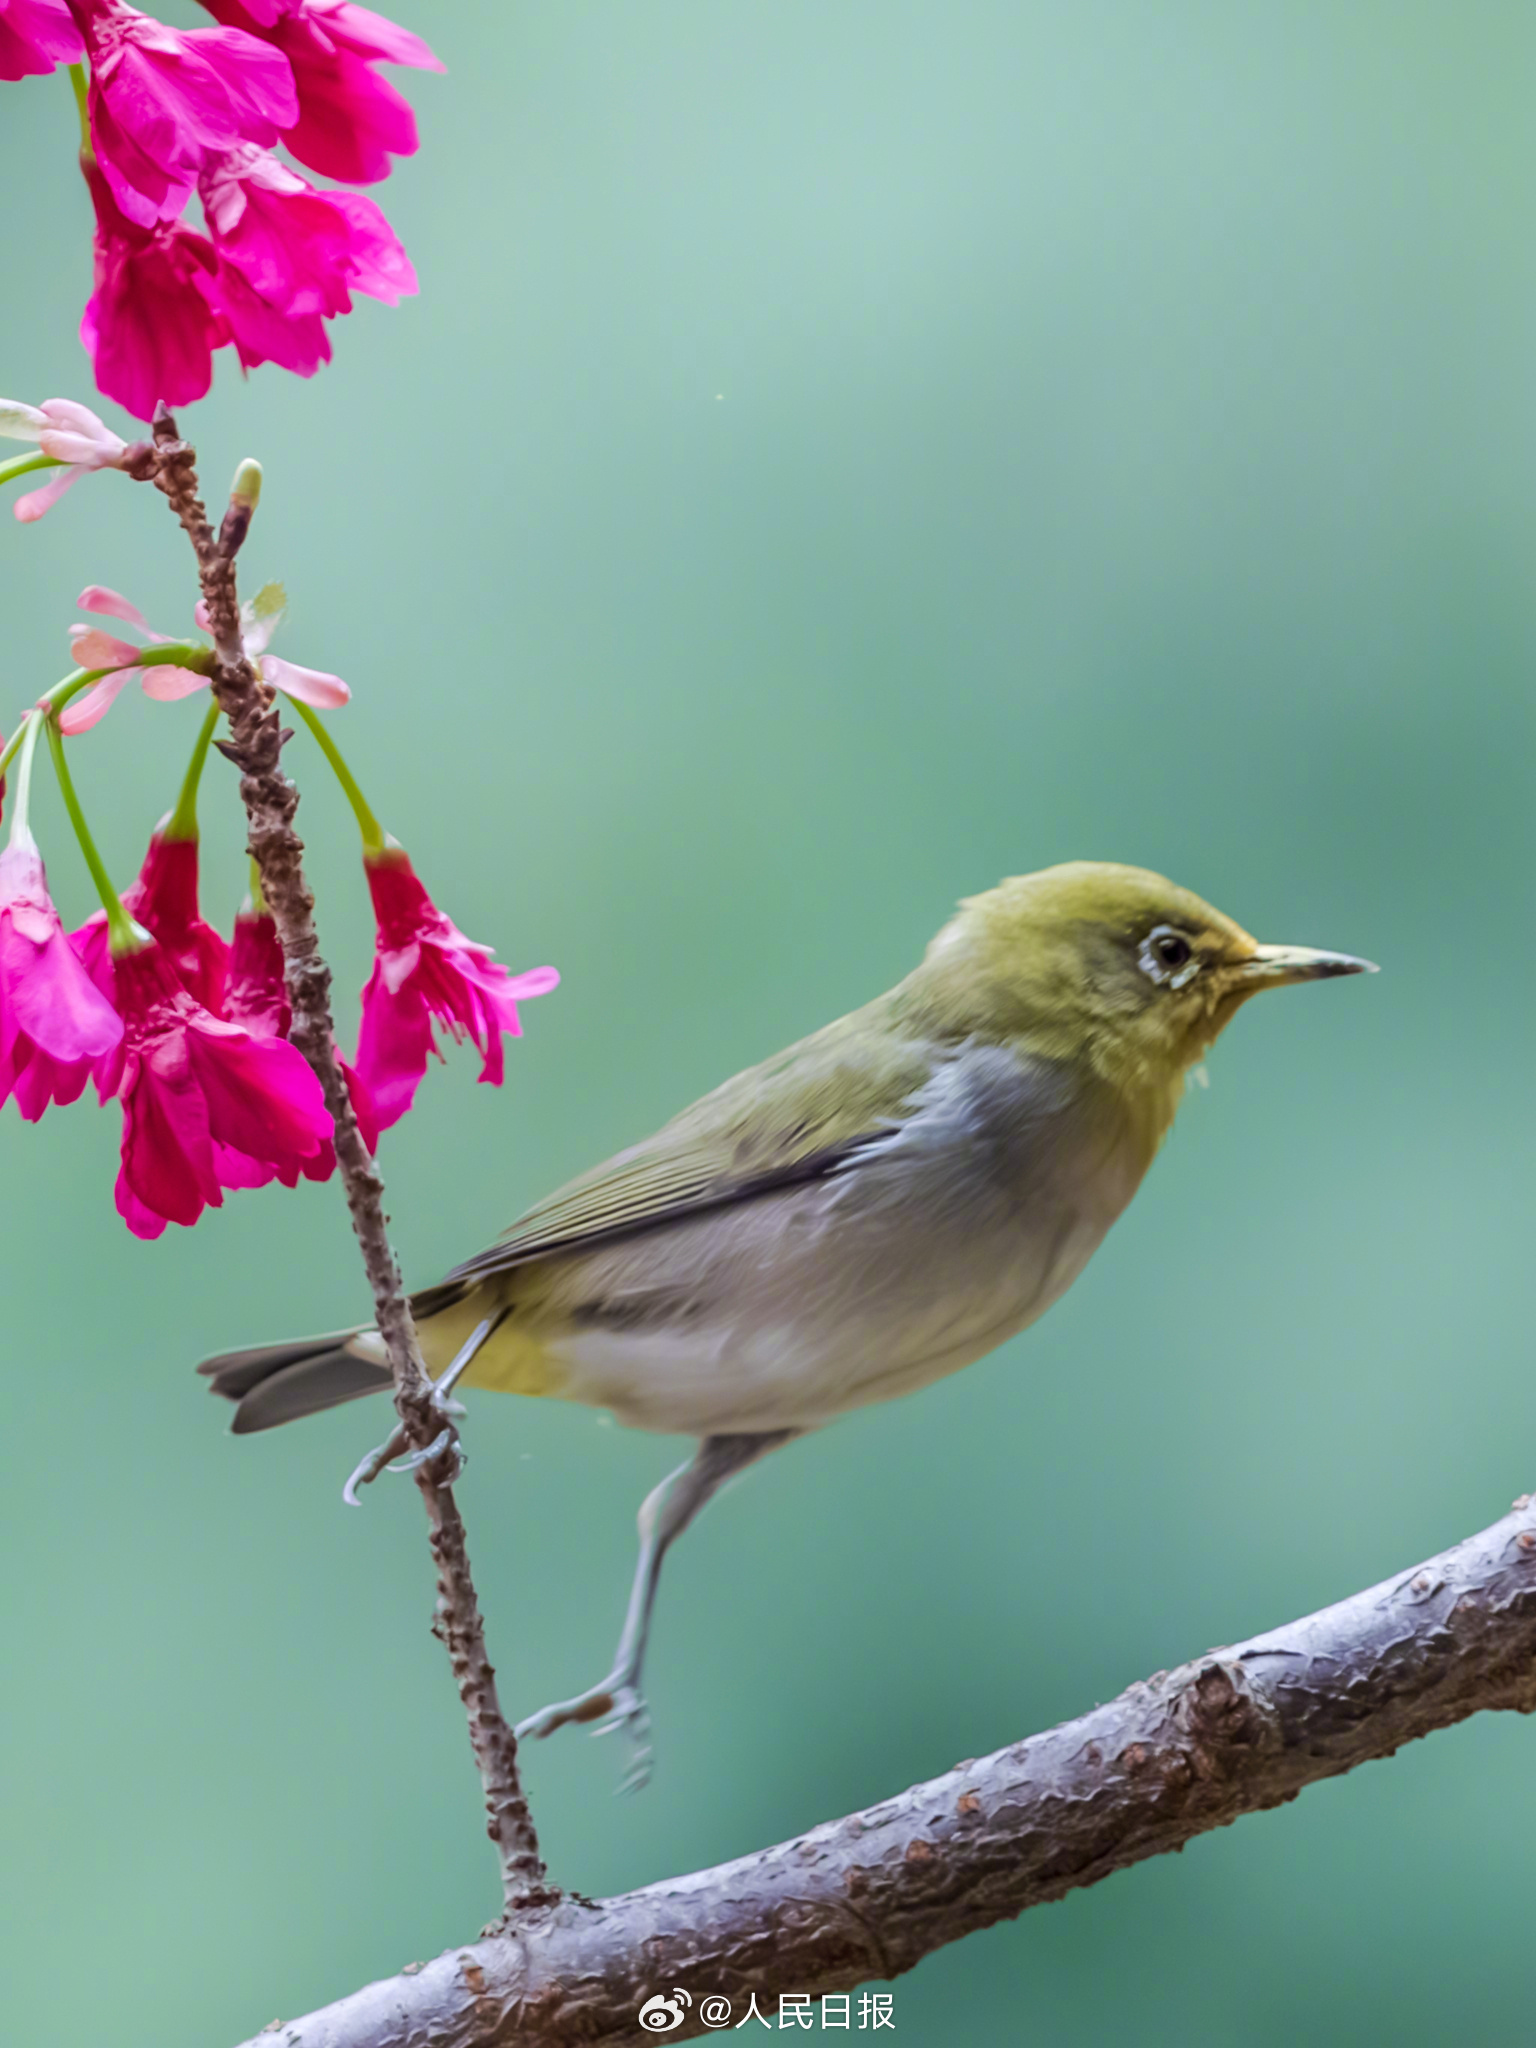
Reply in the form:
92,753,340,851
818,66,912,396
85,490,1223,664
199,1041,1143,1439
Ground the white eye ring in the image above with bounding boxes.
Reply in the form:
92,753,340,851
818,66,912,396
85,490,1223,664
1139,925,1201,989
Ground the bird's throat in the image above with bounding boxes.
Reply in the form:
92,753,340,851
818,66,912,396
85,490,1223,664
1082,1024,1192,1171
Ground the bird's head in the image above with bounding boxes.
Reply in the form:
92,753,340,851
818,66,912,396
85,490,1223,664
909,860,1375,1112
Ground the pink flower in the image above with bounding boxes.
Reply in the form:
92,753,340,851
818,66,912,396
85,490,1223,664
29,397,129,465
354,846,558,1130
76,825,230,1021
225,904,380,1177
79,159,227,421
0,836,124,1121
60,582,347,734
197,0,441,185
206,251,332,377
200,144,416,317
1,394,131,521
0,0,81,83
221,904,290,1040
107,937,333,1238
192,150,414,377
71,0,298,228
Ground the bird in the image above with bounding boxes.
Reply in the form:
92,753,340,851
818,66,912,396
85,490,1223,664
199,861,1374,1784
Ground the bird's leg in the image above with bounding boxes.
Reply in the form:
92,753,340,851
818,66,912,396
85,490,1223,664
342,1314,505,1507
516,1428,799,1790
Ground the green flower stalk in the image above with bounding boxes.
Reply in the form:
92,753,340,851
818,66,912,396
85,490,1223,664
4,706,44,851
43,713,143,956
163,701,221,843
292,699,386,852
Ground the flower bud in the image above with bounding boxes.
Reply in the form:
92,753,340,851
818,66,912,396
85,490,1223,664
220,457,263,556
229,457,263,510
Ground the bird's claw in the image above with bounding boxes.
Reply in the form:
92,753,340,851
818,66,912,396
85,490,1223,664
516,1678,654,1792
343,1430,403,1507
343,1405,463,1504
387,1423,466,1483
342,1319,500,1506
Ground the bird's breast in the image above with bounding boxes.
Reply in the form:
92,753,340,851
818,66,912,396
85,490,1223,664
525,1043,1149,1435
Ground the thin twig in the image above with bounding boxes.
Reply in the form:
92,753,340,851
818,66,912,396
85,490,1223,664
228,1490,1536,2046
143,409,549,1910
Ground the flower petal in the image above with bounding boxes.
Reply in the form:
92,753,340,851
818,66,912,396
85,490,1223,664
39,429,114,467
39,400,127,468
499,965,562,1000
141,665,212,701
112,959,224,1230
14,465,84,522
241,580,286,656
187,1020,332,1164
79,164,226,420
0,842,125,1114
78,585,154,632
353,963,435,1129
211,1141,279,1190
324,2,445,73
116,1169,170,1240
71,627,144,669
117,832,229,1015
0,399,49,441
223,909,290,1038
0,0,84,84
8,1041,96,1122
323,189,417,306
40,397,113,433
352,851,558,1125
261,652,349,706
59,669,137,734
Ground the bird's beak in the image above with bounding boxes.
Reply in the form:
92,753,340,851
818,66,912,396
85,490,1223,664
1237,942,1379,988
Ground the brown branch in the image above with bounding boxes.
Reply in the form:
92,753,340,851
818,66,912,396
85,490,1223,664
142,410,549,1911
232,1491,1536,2046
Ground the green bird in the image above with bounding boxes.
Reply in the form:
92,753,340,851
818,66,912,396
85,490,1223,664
200,862,1373,1782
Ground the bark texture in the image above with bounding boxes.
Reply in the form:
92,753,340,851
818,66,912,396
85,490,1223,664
235,1492,1536,2047
146,413,548,1906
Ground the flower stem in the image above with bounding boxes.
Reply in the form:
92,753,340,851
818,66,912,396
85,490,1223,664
163,699,221,842
0,670,107,782
0,645,214,785
291,699,387,852
141,641,215,672
0,450,66,490
0,711,37,794
4,710,43,850
44,712,141,953
68,62,92,160
248,855,268,916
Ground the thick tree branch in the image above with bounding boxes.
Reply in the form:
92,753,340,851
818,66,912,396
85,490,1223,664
235,1491,1536,2046
142,412,549,1910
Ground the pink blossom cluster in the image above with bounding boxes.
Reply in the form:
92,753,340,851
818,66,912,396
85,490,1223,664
1,815,557,1239
2,0,437,418
0,579,557,1239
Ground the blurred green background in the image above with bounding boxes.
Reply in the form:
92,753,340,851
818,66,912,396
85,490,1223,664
3,2,1535,2041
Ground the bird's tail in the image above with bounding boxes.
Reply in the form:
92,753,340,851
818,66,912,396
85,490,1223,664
197,1328,393,1434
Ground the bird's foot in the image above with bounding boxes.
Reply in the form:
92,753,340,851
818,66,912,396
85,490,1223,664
341,1319,500,1507
516,1675,655,1793
343,1401,465,1506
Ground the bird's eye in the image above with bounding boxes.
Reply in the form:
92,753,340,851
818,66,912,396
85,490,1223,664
1138,925,1200,987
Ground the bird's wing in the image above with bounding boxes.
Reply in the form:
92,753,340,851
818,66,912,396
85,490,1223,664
444,1010,937,1282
